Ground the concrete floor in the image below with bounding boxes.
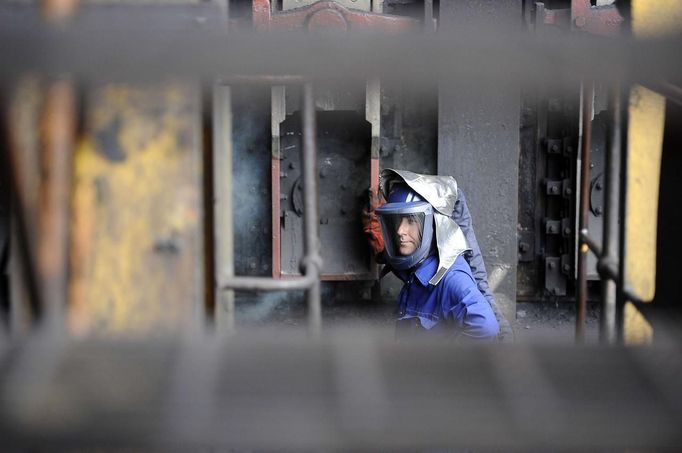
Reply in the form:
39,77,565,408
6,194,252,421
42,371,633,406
236,293,601,343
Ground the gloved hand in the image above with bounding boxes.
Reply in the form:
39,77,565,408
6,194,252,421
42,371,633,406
361,188,385,257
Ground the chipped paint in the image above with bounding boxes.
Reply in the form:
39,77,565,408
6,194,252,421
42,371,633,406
69,83,203,336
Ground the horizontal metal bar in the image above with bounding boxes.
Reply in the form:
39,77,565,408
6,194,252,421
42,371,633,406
220,272,317,291
218,74,308,85
1,334,681,450
0,17,680,85
579,228,602,256
580,228,644,303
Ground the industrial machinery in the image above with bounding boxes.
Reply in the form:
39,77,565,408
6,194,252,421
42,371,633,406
0,0,681,343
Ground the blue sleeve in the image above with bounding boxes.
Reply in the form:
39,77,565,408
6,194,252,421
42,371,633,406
440,267,500,340
453,189,495,305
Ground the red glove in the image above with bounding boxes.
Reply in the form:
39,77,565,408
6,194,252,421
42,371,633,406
361,188,385,255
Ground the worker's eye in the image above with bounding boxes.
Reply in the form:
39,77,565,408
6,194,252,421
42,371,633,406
406,217,416,225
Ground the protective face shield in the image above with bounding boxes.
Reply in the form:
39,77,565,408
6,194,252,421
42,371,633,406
379,169,471,285
376,185,434,270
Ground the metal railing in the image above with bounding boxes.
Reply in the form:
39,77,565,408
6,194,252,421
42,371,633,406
217,83,322,336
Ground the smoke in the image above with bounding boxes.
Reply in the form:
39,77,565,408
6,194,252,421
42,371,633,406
235,291,305,325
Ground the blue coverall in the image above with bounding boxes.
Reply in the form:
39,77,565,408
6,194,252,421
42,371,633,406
394,254,500,340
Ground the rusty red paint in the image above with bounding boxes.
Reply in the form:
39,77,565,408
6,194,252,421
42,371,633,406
571,0,623,37
253,0,419,34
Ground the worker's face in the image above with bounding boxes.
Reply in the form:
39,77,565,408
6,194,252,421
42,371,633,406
396,215,421,256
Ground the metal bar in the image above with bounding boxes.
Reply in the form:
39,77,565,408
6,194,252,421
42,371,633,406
576,81,594,343
2,335,682,450
1,25,681,84
212,84,235,332
424,0,436,32
219,75,307,85
579,229,602,256
600,83,621,344
38,79,76,333
301,82,322,336
4,110,42,322
221,273,317,291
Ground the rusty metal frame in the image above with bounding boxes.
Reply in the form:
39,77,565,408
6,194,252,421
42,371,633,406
571,0,624,37
252,0,419,33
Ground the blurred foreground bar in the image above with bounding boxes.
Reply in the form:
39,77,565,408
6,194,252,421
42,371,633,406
1,331,681,451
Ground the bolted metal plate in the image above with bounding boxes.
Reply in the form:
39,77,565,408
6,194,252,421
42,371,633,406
279,111,373,279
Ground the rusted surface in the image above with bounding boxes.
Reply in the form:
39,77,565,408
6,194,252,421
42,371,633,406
39,78,76,324
69,84,203,337
571,0,623,37
42,0,79,24
253,0,418,33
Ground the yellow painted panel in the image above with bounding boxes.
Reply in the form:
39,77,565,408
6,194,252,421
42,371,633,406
632,0,682,38
624,85,666,302
69,83,203,337
623,302,653,345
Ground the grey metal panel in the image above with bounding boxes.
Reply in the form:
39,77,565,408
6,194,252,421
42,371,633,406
437,1,521,322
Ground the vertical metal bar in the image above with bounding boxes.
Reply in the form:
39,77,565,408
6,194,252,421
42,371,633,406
576,81,594,343
424,0,436,32
301,83,321,336
213,84,235,333
599,84,621,344
38,78,75,331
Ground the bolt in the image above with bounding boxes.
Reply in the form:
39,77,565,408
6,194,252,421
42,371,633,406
249,261,257,270
280,171,288,178
519,242,529,253
590,162,595,169
319,168,328,178
553,287,560,295
564,227,571,235
289,162,296,170
563,264,571,273
595,181,603,191
566,146,573,154
551,186,559,194
551,144,559,152
574,16,586,28
565,188,572,196
340,207,347,215
595,207,603,216
548,261,556,269
549,225,556,233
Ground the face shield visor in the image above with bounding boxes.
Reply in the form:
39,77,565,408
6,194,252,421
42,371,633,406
376,201,434,270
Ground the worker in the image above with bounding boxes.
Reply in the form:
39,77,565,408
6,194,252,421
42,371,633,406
364,169,501,340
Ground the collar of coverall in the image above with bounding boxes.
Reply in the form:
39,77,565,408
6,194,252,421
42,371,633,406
380,168,471,286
